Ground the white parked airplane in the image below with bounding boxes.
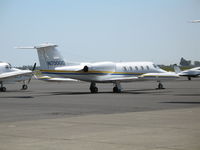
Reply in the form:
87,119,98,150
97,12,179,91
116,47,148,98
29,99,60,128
18,43,179,93
174,65,200,80
0,62,34,92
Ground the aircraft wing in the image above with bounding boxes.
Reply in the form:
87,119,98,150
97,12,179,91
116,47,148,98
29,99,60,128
138,72,179,80
35,75,78,82
108,76,139,82
0,70,32,80
101,72,179,83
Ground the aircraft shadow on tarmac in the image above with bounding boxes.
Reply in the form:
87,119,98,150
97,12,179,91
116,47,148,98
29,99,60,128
162,102,200,104
0,96,34,99
0,89,170,99
174,94,200,96
48,88,169,96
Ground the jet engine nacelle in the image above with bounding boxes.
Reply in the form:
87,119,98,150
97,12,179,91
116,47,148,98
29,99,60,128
83,65,89,72
83,62,115,72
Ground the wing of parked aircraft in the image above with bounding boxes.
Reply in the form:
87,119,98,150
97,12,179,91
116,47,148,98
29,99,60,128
99,72,179,82
0,70,32,80
0,62,33,92
34,75,78,82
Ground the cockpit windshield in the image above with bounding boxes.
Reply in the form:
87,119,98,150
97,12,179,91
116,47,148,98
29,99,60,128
153,64,160,69
5,64,12,69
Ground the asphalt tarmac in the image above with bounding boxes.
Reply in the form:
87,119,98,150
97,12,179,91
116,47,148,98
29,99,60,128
0,79,200,150
0,79,200,122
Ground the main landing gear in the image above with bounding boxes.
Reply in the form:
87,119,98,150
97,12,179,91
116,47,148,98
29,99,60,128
89,82,123,93
0,82,6,92
0,81,28,92
90,82,98,93
113,82,122,93
21,81,28,90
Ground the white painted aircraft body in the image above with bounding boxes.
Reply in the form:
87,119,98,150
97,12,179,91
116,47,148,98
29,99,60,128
0,62,33,92
19,43,179,93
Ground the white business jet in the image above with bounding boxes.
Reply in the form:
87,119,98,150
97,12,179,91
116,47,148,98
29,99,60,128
0,62,34,92
18,43,179,93
174,65,200,80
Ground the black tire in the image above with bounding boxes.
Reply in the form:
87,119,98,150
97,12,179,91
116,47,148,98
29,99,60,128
22,85,28,90
158,83,163,89
0,87,6,92
90,87,98,93
113,87,121,93
94,87,98,93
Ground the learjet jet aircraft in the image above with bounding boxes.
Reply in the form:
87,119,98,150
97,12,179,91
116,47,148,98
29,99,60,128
18,43,179,93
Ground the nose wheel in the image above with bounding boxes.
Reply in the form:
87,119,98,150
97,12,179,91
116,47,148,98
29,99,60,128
157,82,165,89
21,84,28,90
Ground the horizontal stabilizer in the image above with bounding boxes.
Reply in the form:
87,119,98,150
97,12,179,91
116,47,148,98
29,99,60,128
15,43,57,49
15,46,35,49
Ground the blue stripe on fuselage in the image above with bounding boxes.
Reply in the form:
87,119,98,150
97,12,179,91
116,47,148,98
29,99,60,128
41,71,140,76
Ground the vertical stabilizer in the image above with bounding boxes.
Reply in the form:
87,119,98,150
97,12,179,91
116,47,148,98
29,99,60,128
35,43,66,70
17,43,66,70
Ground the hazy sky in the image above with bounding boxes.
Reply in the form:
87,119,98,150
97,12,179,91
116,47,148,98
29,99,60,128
0,0,200,66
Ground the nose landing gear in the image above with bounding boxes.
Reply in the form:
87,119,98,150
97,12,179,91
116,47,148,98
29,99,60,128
21,80,28,90
157,81,165,89
21,84,28,90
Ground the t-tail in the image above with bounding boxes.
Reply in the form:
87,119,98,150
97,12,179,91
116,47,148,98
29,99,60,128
16,43,66,70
